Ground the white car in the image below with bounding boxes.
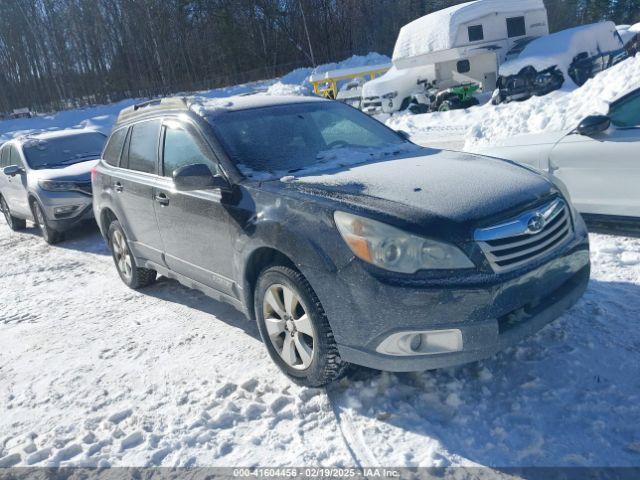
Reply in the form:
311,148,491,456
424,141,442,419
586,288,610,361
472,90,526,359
476,86,640,235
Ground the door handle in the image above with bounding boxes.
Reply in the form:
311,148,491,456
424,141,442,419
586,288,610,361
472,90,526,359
114,182,124,192
155,193,170,206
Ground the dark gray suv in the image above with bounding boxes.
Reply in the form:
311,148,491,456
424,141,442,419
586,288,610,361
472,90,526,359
93,95,590,386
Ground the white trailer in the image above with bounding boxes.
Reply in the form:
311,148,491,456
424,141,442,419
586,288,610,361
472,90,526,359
361,0,549,115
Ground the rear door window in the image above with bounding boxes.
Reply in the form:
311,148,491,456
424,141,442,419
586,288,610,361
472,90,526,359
103,128,128,167
126,120,161,174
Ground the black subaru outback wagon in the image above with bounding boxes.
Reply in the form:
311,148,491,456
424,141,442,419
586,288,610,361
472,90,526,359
93,95,590,386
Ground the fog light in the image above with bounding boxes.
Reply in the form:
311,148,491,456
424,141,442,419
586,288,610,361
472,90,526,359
410,334,422,351
53,205,80,217
376,329,463,356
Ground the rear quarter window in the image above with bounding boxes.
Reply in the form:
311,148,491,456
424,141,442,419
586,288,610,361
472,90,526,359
126,120,161,174
103,128,128,167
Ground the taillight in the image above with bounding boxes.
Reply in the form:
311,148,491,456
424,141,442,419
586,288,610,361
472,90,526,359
91,167,97,183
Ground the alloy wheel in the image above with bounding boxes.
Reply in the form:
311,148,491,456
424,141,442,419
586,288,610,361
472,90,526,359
112,229,133,281
262,283,315,370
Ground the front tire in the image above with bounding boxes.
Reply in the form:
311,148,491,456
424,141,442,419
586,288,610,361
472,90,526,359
32,201,63,244
1,196,26,231
107,220,156,289
254,265,349,387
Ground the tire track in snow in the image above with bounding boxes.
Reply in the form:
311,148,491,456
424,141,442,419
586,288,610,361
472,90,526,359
326,386,379,470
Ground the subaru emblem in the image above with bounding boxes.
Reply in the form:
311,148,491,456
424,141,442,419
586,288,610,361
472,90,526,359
527,214,546,234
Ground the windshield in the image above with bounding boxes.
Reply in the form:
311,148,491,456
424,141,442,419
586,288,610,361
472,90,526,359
23,132,106,169
208,102,410,179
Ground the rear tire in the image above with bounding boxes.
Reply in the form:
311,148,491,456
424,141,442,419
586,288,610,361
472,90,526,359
107,220,156,289
255,265,349,387
32,201,63,244
1,196,26,231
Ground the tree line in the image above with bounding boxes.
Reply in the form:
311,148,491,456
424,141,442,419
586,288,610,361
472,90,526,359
0,0,639,114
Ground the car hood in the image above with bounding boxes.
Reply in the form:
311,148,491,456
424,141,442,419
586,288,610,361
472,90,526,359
277,149,557,239
30,159,99,182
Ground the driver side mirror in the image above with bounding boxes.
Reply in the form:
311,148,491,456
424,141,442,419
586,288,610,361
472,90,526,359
173,163,231,192
3,165,24,177
576,115,610,136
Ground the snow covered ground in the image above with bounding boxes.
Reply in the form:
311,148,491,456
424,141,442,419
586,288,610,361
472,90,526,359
1,52,640,470
1,221,640,468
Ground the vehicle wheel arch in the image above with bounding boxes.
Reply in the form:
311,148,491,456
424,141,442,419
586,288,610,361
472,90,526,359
99,207,118,237
27,193,41,218
242,246,297,321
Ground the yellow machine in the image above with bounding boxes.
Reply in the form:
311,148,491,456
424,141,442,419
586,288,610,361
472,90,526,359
309,64,391,99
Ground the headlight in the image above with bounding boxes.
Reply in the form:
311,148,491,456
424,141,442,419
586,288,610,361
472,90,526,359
381,91,398,99
39,180,77,192
334,211,474,273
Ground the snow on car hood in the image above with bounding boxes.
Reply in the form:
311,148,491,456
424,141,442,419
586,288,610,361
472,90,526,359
30,159,99,182
500,21,623,77
288,149,555,227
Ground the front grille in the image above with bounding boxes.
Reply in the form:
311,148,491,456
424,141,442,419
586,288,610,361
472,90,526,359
475,198,572,272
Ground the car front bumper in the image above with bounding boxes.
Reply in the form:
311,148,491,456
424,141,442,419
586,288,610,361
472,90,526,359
305,226,590,372
37,189,94,231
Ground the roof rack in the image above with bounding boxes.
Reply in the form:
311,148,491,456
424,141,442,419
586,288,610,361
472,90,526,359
116,96,190,124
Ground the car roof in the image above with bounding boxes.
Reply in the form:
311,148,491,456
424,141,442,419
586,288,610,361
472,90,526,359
115,94,328,125
195,94,327,115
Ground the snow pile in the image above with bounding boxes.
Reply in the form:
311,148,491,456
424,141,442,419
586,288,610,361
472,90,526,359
392,0,544,61
386,100,486,148
281,52,390,85
265,82,309,96
466,54,640,149
388,55,640,151
500,21,624,77
268,52,390,96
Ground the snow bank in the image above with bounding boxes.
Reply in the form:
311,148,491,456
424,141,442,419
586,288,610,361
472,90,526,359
500,21,623,77
388,55,640,151
392,0,544,61
280,52,389,85
466,54,640,149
